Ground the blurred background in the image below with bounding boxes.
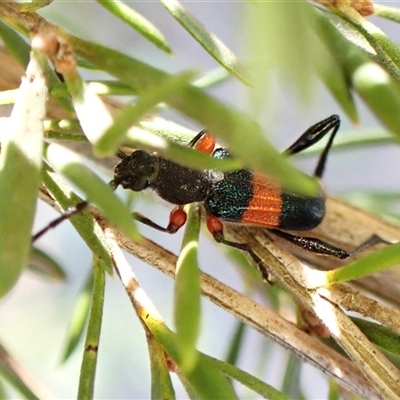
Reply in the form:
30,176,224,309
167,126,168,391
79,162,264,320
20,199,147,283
1,1,400,398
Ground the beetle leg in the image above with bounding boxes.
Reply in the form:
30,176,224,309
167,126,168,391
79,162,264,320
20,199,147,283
206,215,271,281
284,115,341,179
33,203,187,243
133,206,187,234
269,229,390,259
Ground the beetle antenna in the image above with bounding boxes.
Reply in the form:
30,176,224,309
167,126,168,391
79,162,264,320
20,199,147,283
32,201,89,242
116,150,128,159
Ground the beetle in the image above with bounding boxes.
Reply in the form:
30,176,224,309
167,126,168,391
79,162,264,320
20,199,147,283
33,115,384,275
109,115,383,275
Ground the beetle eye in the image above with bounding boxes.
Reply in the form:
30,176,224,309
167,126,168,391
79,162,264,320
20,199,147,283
113,150,157,192
129,175,149,191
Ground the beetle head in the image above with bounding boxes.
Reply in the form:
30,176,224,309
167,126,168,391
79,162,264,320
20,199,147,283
110,150,158,192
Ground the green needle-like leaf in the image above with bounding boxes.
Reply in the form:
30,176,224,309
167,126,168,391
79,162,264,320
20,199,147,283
352,318,400,356
281,354,304,399
326,242,400,285
95,71,195,157
0,19,30,67
208,354,290,400
352,62,400,136
317,46,358,122
174,204,201,373
143,313,238,399
147,334,175,400
247,0,327,115
328,379,340,400
159,0,251,86
28,247,67,281
0,380,5,400
77,257,105,400
61,274,94,363
0,341,42,400
45,143,139,242
70,36,319,195
20,1,53,13
225,321,246,366
375,5,400,23
41,170,114,276
62,69,114,146
96,0,171,53
315,8,400,137
0,50,46,298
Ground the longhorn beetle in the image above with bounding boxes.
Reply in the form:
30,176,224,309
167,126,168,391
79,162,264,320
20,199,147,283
34,115,384,277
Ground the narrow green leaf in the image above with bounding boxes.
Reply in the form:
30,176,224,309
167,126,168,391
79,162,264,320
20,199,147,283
147,334,175,400
208,354,290,400
95,71,195,157
77,257,105,400
70,36,319,195
317,9,375,57
316,46,358,122
124,129,241,173
247,0,319,108
120,118,242,173
338,190,400,219
352,62,400,136
375,5,400,23
0,19,30,67
340,12,400,83
0,379,5,400
0,342,41,400
75,55,98,70
281,354,305,399
183,356,238,400
300,128,394,156
96,0,171,53
175,372,197,399
41,169,114,276
20,1,52,12
45,143,139,242
138,119,195,145
159,0,251,86
44,118,86,142
144,309,287,399
225,246,261,285
193,67,231,90
0,51,46,298
352,318,400,356
225,322,246,366
61,274,93,363
62,69,114,145
143,314,238,399
77,67,231,106
174,205,201,373
326,242,400,285
371,35,400,79
328,379,340,400
28,247,67,281
343,190,400,203
75,79,137,96
315,9,400,137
